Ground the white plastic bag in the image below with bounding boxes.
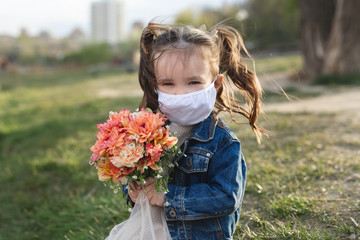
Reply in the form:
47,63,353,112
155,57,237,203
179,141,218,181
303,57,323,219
105,190,172,240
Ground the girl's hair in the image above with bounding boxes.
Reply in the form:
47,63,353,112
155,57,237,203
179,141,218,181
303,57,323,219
138,21,266,143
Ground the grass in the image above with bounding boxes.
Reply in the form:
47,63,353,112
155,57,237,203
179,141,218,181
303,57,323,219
262,87,322,103
0,68,141,240
227,111,360,239
254,53,303,75
314,74,360,86
1,55,359,239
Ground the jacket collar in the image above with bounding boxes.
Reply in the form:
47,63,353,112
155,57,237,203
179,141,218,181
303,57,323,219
190,112,217,142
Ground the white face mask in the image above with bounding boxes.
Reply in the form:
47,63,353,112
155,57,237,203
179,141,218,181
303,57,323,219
157,81,217,126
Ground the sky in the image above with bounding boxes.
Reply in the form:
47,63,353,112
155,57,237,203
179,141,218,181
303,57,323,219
0,0,238,38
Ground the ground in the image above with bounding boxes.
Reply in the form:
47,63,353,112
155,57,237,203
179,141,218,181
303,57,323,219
261,71,360,114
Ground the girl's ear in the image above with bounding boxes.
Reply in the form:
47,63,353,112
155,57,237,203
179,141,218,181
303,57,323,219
215,74,223,90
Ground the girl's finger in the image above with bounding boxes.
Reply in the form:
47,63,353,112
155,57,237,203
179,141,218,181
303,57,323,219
129,181,138,191
130,181,143,191
128,181,135,191
144,177,155,186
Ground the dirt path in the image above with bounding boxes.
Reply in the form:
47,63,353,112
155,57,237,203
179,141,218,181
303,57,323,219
265,87,360,113
260,72,360,114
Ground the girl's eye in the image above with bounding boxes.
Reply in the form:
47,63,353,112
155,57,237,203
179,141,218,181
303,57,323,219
158,82,174,86
189,81,200,85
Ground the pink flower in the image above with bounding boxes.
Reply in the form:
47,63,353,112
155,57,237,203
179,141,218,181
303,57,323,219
90,110,131,162
146,143,163,162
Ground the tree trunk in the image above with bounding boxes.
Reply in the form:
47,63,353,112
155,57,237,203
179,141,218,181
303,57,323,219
322,0,360,75
300,0,360,81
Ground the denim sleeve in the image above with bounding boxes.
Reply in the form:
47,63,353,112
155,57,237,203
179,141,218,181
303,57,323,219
164,140,247,220
122,183,135,207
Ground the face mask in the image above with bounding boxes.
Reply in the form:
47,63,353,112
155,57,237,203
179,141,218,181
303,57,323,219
157,80,217,126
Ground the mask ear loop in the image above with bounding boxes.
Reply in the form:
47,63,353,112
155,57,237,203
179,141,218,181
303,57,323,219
212,72,220,83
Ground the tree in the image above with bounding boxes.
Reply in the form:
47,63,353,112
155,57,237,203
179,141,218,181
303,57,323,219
175,6,242,30
175,9,199,26
300,0,360,81
173,0,301,51
244,0,300,50
62,43,113,65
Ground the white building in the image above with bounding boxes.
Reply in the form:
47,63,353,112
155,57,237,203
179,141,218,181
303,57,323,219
91,0,126,44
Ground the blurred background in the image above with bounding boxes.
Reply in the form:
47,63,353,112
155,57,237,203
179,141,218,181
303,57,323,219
1,0,359,82
1,0,359,239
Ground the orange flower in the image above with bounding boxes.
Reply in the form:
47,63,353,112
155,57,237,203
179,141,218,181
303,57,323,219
97,156,121,181
145,156,159,170
109,140,145,168
119,166,136,176
126,109,167,143
109,109,131,127
160,136,178,149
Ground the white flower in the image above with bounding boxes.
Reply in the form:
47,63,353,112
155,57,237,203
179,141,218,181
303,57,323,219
132,175,138,179
164,202,170,207
128,208,133,212
164,190,169,194
156,174,162,179
109,111,115,116
159,167,164,173
168,163,174,168
113,189,119,194
133,134,140,141
143,166,148,170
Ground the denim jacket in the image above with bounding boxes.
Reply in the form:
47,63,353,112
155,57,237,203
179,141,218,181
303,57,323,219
165,112,247,240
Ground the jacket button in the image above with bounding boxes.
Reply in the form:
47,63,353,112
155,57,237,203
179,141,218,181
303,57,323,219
186,158,192,168
206,152,211,157
169,208,176,218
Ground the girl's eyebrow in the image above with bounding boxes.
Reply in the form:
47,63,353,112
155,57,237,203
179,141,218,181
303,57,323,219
157,78,173,83
187,76,204,81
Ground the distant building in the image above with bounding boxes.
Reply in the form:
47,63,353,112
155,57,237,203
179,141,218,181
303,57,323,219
68,28,86,46
19,28,30,39
91,0,126,44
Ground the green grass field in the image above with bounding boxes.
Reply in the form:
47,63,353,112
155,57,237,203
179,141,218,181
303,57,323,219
1,56,359,239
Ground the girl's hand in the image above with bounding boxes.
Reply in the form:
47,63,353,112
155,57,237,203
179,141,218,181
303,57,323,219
128,181,142,203
144,177,165,207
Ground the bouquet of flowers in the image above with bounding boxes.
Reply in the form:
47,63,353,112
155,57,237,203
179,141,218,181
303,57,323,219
89,108,179,195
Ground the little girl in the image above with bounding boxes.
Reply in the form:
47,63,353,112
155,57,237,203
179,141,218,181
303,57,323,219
127,21,265,239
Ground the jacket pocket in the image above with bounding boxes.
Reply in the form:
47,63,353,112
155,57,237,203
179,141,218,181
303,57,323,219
177,147,213,173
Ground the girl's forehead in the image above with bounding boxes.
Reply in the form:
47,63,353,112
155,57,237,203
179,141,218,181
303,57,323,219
155,48,201,62
154,48,209,73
